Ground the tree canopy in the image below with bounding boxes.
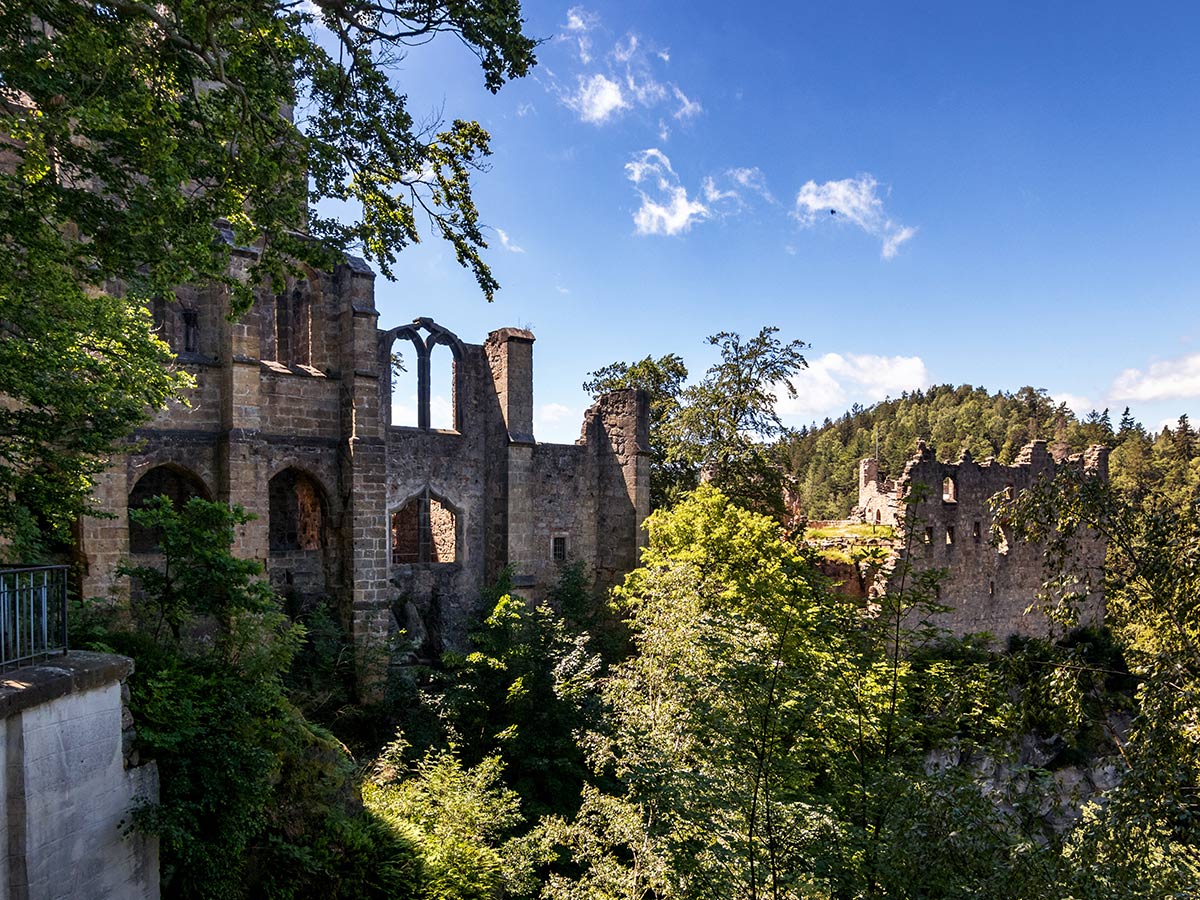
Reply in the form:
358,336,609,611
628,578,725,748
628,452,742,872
0,0,536,555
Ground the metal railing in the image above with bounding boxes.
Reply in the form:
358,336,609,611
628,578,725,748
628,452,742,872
0,565,69,670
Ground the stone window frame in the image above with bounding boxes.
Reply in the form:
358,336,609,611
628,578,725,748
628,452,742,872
551,534,568,562
942,475,957,504
389,487,462,566
379,318,465,432
268,467,329,554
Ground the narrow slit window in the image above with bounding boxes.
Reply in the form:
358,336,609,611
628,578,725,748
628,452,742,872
946,526,955,545
972,521,982,543
182,307,200,354
923,527,934,545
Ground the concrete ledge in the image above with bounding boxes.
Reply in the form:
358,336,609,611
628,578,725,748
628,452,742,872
0,652,133,721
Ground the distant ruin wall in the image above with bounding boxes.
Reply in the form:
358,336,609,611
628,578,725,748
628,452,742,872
851,440,1108,641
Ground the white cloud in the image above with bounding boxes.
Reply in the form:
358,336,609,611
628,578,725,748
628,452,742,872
794,174,916,260
515,102,535,117
613,34,638,63
563,6,599,62
625,149,709,236
657,49,671,62
495,227,525,254
701,175,738,204
567,73,629,124
672,86,702,120
728,166,776,204
1052,393,1095,417
1110,354,1200,402
565,6,596,32
657,119,670,141
537,402,574,425
775,352,931,419
625,70,668,106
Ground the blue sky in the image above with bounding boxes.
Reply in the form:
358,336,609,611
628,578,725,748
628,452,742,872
335,2,1200,444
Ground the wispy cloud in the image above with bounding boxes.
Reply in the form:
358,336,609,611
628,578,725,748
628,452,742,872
1111,354,1200,402
672,86,702,120
563,6,599,63
728,167,776,204
625,148,709,236
794,174,916,259
551,10,700,131
775,352,930,420
495,228,525,253
567,73,629,124
515,102,535,118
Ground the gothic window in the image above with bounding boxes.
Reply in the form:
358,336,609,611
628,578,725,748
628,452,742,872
391,489,458,564
271,279,312,367
382,318,463,431
269,469,326,552
128,465,210,554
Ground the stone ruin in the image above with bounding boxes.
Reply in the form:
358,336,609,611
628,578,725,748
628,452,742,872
822,439,1108,641
76,244,650,679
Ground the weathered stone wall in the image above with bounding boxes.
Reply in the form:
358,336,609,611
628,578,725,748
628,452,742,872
0,652,158,900
80,251,650,687
852,440,1108,640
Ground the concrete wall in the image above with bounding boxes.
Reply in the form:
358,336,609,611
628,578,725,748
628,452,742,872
1,652,158,900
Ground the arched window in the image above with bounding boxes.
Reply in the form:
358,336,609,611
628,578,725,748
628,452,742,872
269,469,326,552
266,276,314,367
128,465,210,553
391,488,459,564
380,318,464,431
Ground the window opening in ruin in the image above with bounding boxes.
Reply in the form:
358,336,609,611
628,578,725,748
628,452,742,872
552,535,568,561
923,527,933,545
989,580,995,596
946,526,955,545
390,343,420,427
874,510,882,524
269,469,326,553
1004,484,1014,501
428,347,455,431
382,319,464,431
429,497,456,562
273,281,312,367
128,465,210,554
973,521,982,543
391,497,421,564
391,489,458,564
942,476,957,503
182,307,200,354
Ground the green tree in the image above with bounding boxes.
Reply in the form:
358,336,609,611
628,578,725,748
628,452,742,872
669,327,807,517
584,353,693,508
1003,469,1200,897
1,0,535,553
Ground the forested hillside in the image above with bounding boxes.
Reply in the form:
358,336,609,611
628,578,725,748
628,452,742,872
783,384,1200,518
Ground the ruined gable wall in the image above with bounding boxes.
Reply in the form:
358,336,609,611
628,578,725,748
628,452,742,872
385,342,494,657
857,441,1107,640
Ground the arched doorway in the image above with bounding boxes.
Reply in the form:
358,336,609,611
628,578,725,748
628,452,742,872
127,465,211,554
268,468,333,610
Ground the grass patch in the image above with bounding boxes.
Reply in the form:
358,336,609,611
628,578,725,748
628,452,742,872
806,522,897,541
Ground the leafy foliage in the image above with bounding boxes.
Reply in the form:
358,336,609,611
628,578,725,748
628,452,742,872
0,0,536,556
